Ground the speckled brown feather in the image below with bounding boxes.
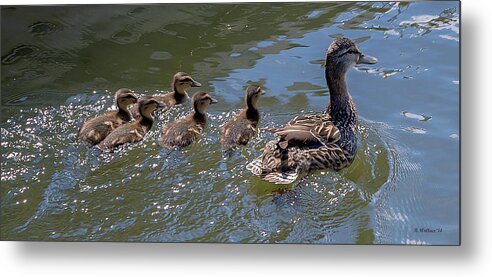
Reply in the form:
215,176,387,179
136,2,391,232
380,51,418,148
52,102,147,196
220,85,262,150
77,112,125,145
77,89,136,145
247,37,372,184
255,113,351,173
220,109,259,150
97,121,148,151
159,91,215,149
159,113,206,148
97,98,161,151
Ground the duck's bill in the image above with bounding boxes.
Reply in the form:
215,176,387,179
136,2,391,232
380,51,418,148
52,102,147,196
157,102,166,108
358,54,378,64
210,98,218,104
190,79,202,87
260,90,266,95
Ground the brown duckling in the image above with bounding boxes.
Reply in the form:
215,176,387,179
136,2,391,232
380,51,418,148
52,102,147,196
130,72,201,119
77,88,137,145
97,97,164,151
220,85,265,150
159,91,218,149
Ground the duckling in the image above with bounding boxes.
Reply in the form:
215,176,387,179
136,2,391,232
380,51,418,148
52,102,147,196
247,37,378,184
159,91,218,149
77,88,137,145
220,85,265,150
97,98,165,151
130,72,201,119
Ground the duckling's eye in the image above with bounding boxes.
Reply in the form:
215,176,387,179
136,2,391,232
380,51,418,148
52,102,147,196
340,50,359,57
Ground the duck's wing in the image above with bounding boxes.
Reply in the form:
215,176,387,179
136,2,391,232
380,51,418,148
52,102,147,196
287,113,330,127
311,121,341,144
263,125,322,148
248,114,345,184
264,114,340,148
247,140,349,185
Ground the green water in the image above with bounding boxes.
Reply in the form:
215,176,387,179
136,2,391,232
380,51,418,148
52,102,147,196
0,2,459,244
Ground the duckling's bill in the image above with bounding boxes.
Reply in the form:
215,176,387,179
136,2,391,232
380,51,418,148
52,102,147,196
190,79,202,87
358,54,378,64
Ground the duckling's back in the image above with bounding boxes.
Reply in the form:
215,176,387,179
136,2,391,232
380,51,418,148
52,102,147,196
77,111,123,145
159,114,204,148
220,112,257,150
97,121,146,151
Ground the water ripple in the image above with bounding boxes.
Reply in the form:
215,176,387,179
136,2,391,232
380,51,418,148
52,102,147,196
0,93,406,243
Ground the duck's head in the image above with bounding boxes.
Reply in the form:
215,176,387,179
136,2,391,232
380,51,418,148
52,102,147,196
192,91,218,114
245,85,265,108
138,97,165,120
325,37,377,74
172,72,202,94
115,88,138,110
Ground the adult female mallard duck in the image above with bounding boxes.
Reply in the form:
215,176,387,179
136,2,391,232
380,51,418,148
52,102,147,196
77,88,137,145
247,37,378,184
130,72,201,119
159,91,218,149
220,85,265,150
97,97,164,151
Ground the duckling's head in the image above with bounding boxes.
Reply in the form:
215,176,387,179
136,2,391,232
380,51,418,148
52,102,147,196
115,88,138,111
245,85,265,109
325,37,377,74
138,97,165,120
192,91,218,114
172,72,202,94
138,95,166,111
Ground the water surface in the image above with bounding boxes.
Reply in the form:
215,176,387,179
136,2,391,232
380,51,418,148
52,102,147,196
1,2,460,244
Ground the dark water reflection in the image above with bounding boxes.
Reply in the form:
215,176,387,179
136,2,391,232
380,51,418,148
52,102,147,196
1,2,459,244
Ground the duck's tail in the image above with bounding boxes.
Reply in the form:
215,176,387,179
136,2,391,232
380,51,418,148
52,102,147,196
246,157,263,176
246,158,299,185
262,170,299,185
262,127,281,133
